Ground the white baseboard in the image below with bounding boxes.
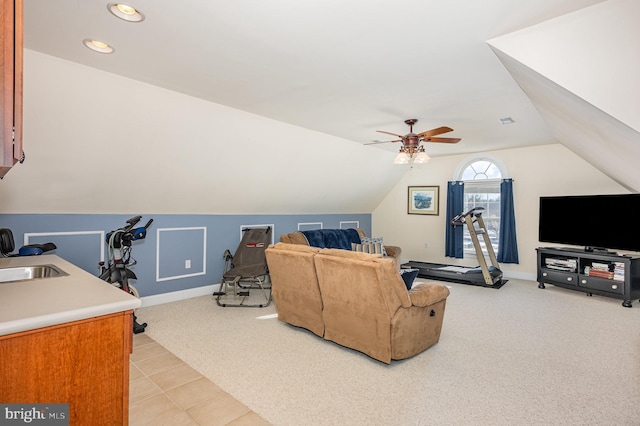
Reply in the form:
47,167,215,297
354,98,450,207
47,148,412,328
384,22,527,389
140,283,221,307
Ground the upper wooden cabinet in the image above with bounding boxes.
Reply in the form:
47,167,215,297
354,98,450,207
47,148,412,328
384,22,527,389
0,0,23,179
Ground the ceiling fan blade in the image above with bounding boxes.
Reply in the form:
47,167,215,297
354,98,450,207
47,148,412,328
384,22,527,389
424,137,461,143
364,139,402,145
376,130,405,138
417,126,453,138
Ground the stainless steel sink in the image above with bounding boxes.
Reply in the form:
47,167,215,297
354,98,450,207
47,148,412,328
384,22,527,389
0,264,68,283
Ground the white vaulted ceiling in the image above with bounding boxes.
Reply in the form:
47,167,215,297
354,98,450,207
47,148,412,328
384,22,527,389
23,0,606,157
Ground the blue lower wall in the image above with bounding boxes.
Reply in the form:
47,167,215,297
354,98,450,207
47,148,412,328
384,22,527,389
0,213,371,297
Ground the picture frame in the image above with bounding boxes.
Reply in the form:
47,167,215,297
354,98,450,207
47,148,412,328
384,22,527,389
408,186,439,215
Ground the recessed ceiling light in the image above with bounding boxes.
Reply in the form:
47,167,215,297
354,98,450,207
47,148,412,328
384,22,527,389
108,3,145,22
499,117,515,125
83,39,115,54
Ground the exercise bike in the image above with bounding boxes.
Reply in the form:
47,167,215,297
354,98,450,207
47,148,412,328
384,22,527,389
99,215,153,334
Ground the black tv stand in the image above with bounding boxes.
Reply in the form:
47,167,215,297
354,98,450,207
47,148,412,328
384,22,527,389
585,246,613,254
537,247,640,307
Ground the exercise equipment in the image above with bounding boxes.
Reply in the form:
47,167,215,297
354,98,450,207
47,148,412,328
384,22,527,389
0,228,57,257
403,207,503,287
214,227,272,307
98,215,153,334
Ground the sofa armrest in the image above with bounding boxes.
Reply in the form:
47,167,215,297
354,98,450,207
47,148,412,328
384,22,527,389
384,245,401,259
408,282,450,307
384,245,401,269
280,232,309,245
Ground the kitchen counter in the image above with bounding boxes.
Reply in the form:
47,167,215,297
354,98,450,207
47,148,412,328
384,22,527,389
0,254,141,336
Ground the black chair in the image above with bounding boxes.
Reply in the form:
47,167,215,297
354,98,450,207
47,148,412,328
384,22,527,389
0,228,56,256
213,227,272,307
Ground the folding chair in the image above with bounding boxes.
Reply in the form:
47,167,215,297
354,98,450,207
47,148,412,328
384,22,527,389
213,227,273,307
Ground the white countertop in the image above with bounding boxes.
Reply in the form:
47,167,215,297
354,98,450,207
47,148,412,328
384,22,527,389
0,254,141,336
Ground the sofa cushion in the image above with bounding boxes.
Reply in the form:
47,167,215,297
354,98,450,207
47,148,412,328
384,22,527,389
351,242,384,255
320,248,382,261
270,242,319,254
360,236,388,256
301,229,361,250
399,268,420,290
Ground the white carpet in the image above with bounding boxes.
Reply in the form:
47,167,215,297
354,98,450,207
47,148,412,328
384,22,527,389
136,279,640,425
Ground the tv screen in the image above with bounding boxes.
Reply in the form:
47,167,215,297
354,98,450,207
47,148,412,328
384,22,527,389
539,194,640,252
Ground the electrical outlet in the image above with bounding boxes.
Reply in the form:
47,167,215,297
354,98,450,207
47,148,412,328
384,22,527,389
185,259,191,269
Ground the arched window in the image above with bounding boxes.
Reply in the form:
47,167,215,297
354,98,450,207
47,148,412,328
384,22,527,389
455,155,508,256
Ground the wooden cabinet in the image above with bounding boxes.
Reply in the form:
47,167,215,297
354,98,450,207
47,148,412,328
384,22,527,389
537,247,640,307
1,0,23,178
0,311,133,425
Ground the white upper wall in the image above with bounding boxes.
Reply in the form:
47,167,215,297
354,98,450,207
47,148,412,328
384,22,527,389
0,50,405,214
488,0,640,132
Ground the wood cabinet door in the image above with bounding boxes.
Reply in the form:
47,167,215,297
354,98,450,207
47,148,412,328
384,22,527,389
0,311,133,425
0,0,23,178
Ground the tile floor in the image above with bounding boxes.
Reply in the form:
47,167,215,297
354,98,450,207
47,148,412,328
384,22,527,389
129,333,272,426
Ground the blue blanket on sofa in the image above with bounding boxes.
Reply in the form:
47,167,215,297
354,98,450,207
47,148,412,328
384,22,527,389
301,229,361,250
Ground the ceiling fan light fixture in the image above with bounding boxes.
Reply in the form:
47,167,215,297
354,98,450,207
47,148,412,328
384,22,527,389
394,151,410,165
413,148,430,164
108,3,145,22
368,119,460,165
83,39,114,54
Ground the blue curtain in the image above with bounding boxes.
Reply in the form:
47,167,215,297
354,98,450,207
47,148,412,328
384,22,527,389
445,181,465,258
498,178,519,263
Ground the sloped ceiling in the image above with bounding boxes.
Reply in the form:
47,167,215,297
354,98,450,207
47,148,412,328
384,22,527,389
2,50,409,214
488,0,640,191
6,0,635,214
22,0,605,157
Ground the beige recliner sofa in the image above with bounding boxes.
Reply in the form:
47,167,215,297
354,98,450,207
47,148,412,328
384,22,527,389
265,242,450,364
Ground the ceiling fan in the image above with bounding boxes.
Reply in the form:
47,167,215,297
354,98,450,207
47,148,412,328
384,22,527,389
367,119,461,164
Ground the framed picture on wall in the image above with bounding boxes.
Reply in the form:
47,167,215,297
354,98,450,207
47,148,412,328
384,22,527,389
408,186,439,215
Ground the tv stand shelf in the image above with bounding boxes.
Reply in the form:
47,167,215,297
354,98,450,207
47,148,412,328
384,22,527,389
536,247,640,307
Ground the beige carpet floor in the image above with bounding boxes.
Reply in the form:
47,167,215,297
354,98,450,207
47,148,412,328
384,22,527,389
136,278,640,425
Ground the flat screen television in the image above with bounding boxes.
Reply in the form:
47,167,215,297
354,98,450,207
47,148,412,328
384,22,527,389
539,193,640,253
